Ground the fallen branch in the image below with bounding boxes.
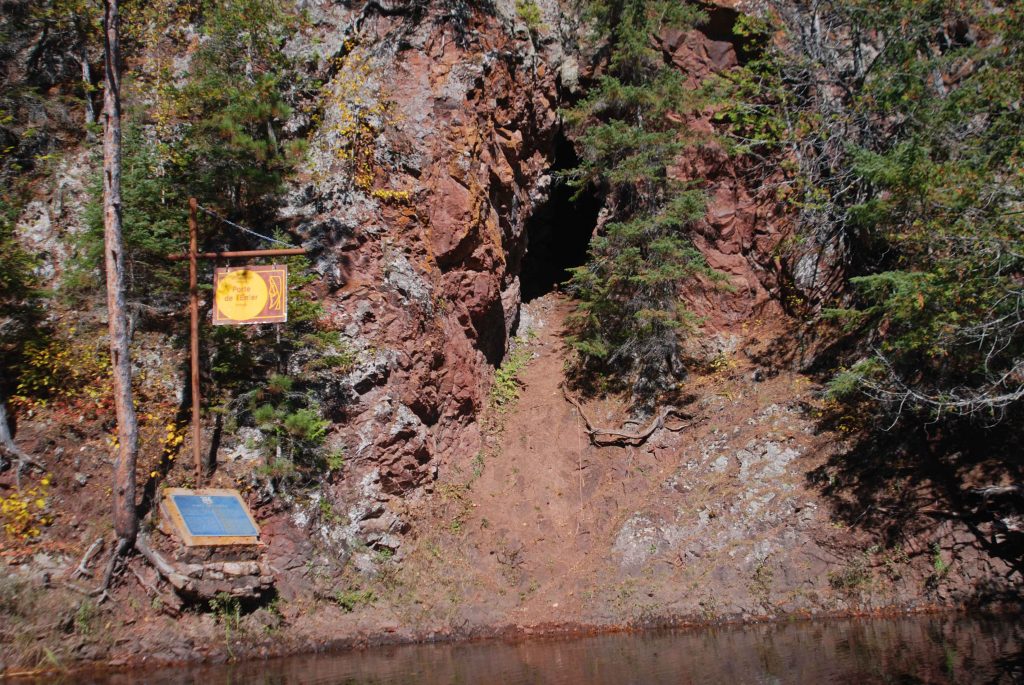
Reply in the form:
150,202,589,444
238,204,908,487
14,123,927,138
70,537,105,580
561,385,693,446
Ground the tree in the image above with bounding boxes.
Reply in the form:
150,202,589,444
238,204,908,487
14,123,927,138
564,0,716,402
166,0,303,218
69,123,188,305
29,0,102,127
102,0,139,557
0,199,38,477
714,2,1024,424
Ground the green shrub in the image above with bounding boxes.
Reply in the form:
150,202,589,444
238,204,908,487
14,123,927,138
516,0,544,34
489,340,533,410
333,587,375,612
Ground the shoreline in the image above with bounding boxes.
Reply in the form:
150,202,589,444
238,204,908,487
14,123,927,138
9,600,1021,681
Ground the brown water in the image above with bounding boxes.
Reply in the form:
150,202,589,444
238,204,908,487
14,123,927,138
47,613,1024,684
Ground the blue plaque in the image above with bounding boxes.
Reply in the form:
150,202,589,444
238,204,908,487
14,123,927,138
161,488,260,545
173,494,258,537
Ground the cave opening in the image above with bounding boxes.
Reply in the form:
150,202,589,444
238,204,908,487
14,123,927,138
519,131,602,303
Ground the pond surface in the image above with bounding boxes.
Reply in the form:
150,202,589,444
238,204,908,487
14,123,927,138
60,613,1024,684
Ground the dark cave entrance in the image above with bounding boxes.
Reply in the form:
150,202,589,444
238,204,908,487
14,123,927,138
519,132,602,303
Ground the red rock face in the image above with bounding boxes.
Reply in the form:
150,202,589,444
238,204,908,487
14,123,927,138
285,1,808,558
659,8,794,333
288,7,561,522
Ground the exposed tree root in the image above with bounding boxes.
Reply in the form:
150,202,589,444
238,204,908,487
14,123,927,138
134,533,190,589
71,537,105,580
560,384,695,446
129,563,160,596
94,537,131,603
134,532,271,601
128,559,182,616
68,533,187,612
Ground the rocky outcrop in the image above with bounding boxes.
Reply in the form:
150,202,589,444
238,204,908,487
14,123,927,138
270,0,572,565
270,0,811,572
660,4,795,336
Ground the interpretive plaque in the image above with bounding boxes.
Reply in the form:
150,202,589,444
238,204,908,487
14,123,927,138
161,488,261,546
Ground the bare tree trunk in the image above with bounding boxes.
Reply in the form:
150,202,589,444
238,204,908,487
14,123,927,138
0,393,43,486
0,396,27,464
102,0,138,549
80,43,95,127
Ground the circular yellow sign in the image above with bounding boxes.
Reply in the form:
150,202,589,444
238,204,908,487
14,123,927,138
216,270,269,321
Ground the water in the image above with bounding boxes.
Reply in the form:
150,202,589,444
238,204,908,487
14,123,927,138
60,614,1024,684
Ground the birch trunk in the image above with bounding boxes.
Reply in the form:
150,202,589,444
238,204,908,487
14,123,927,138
81,42,95,127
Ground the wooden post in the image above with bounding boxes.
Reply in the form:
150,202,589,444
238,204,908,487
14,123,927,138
189,197,202,486
167,207,306,486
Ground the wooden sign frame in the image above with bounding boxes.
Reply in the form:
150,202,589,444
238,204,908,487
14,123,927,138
166,198,305,485
160,487,261,547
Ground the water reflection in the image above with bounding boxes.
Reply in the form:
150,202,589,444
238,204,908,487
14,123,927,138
62,614,1024,684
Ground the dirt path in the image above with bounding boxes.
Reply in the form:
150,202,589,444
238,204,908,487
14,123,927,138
401,293,696,626
468,294,619,618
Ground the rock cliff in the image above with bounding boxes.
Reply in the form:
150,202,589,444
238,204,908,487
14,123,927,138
266,0,577,569
3,0,1015,673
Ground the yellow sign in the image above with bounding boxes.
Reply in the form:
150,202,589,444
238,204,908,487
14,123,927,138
213,265,288,325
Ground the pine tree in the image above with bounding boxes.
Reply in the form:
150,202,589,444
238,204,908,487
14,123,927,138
810,2,1022,420
169,0,304,216
0,196,38,472
717,1,1024,422
564,0,717,400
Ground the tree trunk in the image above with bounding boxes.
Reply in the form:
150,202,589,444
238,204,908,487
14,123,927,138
0,392,43,487
80,42,95,127
102,0,138,547
0,395,28,464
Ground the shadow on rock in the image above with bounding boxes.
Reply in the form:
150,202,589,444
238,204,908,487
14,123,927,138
807,412,1024,599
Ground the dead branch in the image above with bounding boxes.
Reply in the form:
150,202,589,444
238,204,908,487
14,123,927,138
971,484,1024,499
561,385,693,446
70,537,105,580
